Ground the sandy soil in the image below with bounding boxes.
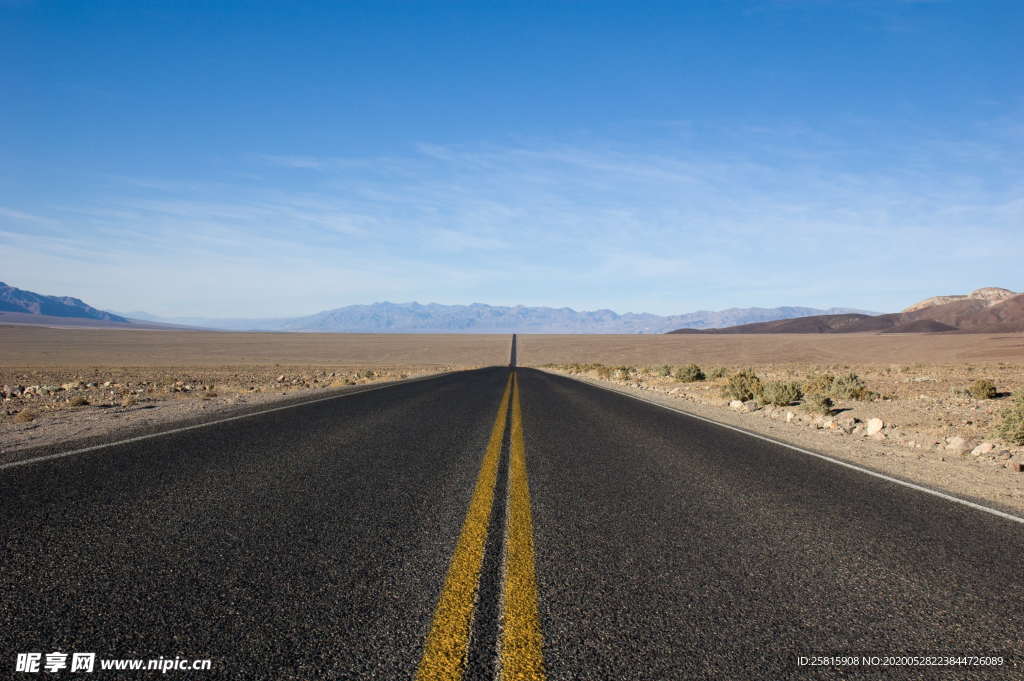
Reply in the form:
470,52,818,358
541,363,1024,515
0,326,514,367
517,332,1024,365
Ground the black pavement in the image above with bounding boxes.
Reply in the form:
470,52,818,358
2,366,1023,680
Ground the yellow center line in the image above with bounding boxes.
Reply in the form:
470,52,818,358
500,372,547,681
415,372,513,681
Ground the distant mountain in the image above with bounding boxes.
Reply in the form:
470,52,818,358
3,281,876,333
669,287,1024,334
145,302,873,334
0,281,128,322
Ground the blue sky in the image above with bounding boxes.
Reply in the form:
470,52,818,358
2,0,1022,317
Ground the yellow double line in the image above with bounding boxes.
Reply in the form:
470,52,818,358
415,371,545,681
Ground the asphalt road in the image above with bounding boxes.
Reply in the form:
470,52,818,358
3,366,1024,680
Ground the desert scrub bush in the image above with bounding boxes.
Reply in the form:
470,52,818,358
966,379,998,400
68,396,89,407
722,369,763,402
674,364,705,383
708,366,728,379
613,366,637,380
595,365,612,379
657,364,673,377
14,409,37,423
802,372,836,397
759,381,803,406
803,372,874,401
120,395,137,407
803,394,834,415
829,372,874,400
995,394,1024,445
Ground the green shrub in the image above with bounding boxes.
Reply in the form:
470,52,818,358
708,367,728,379
966,379,998,400
657,364,673,377
803,394,834,415
829,372,873,400
760,381,803,406
722,369,762,402
802,372,836,397
803,372,874,401
613,366,635,380
674,363,705,383
996,394,1024,445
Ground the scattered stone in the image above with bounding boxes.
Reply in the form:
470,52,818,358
945,436,970,454
785,410,795,423
729,400,744,411
971,442,995,456
865,417,884,436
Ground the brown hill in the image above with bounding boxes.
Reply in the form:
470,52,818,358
668,289,1024,334
902,286,1016,313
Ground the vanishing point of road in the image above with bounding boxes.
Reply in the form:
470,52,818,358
3,337,1024,680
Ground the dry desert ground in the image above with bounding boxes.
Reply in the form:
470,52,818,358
3,325,1024,514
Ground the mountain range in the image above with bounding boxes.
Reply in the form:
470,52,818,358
0,281,128,323
1,281,872,333
127,302,874,334
11,280,1023,335
669,287,1024,334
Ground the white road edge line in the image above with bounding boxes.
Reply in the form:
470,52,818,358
0,371,455,471
543,370,1024,526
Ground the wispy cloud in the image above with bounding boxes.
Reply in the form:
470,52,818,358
258,154,327,169
0,206,57,225
4,117,1022,316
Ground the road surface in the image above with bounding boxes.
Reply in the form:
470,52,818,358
3,366,1023,680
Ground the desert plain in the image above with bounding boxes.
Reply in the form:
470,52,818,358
2,324,1023,514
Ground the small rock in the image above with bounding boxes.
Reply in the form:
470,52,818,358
729,400,745,411
971,442,995,456
276,375,286,382
835,413,858,433
945,436,969,454
865,417,884,436
742,400,759,412
785,411,795,423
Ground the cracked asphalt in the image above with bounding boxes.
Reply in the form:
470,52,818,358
3,366,1023,680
